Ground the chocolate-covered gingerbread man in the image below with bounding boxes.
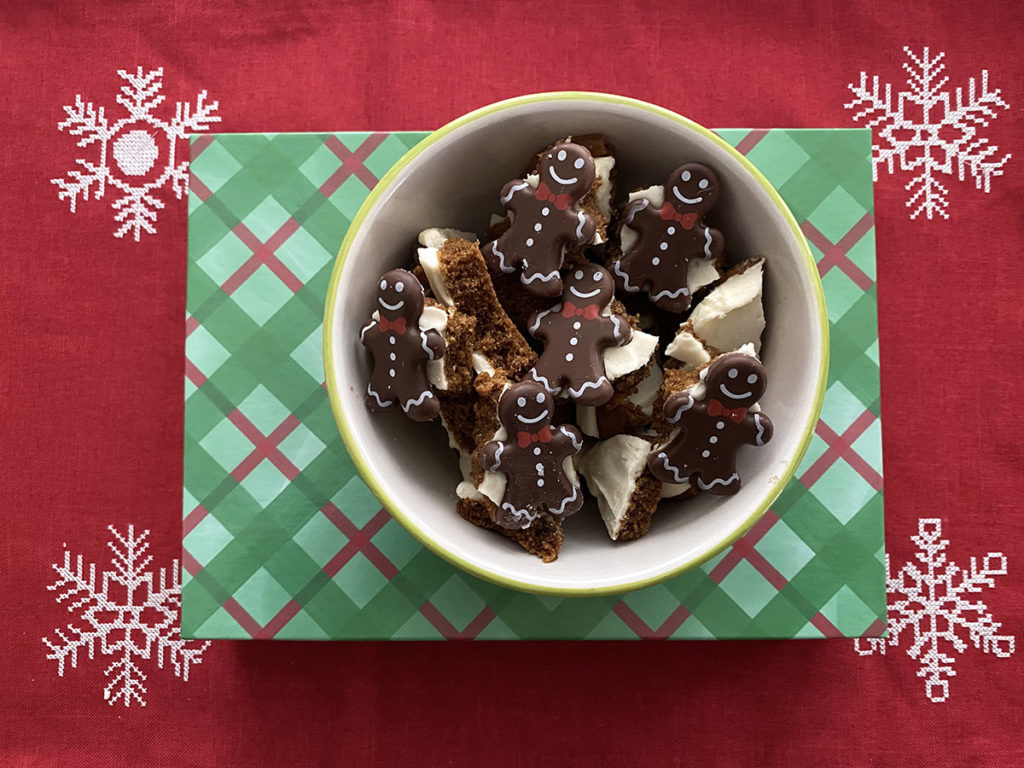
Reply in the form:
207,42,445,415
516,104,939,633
482,142,597,298
612,162,724,313
479,381,584,529
359,269,444,422
647,353,773,494
526,264,632,406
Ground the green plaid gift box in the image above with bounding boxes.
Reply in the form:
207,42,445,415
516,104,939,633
181,128,885,640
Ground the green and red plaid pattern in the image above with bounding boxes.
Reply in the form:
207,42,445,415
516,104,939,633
181,128,885,640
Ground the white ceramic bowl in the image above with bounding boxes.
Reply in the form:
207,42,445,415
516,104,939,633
324,92,828,596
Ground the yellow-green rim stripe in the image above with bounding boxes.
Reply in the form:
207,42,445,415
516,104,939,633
323,91,830,597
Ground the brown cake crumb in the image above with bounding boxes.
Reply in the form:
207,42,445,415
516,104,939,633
651,367,703,437
456,498,564,562
424,298,476,397
613,469,664,541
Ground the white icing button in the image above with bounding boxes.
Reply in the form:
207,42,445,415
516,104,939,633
651,257,660,266
569,338,578,346
537,478,545,487
533,447,541,455
566,353,574,361
667,226,676,235
659,242,668,251
702,450,710,458
389,353,396,361
389,337,396,345
535,463,544,472
542,207,550,216
716,421,725,429
526,238,534,246
573,321,581,329
710,436,718,444
534,223,542,232
389,369,396,377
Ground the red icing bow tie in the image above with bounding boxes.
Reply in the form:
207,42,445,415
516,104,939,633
707,399,747,423
660,203,698,230
562,302,599,320
517,426,552,448
378,316,406,334
535,182,573,211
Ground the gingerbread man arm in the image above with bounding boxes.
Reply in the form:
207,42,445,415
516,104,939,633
499,179,532,215
359,318,376,346
527,308,557,344
552,424,583,458
480,439,505,473
622,198,654,232
706,226,725,261
608,314,632,348
570,209,596,246
421,328,445,360
742,411,773,447
663,391,698,425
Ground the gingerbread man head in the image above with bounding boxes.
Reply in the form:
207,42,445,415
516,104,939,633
702,352,767,410
665,162,720,218
376,269,423,324
561,263,614,311
498,381,554,438
538,143,596,200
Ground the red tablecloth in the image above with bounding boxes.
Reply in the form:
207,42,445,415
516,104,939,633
3,1,1022,764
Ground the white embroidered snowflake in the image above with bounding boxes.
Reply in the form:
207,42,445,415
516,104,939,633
51,67,220,240
855,519,1014,703
846,47,1010,220
43,525,210,707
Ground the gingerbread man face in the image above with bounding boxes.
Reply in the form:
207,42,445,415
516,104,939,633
703,353,766,411
539,143,596,200
562,263,614,309
498,380,554,436
665,163,720,218
376,269,423,324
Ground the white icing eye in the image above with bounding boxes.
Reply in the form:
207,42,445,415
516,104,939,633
681,170,691,182
699,178,709,190
517,396,526,407
575,269,584,279
574,157,585,169
379,279,387,290
557,149,567,161
747,373,758,384
395,281,404,293
728,368,738,379
536,393,544,403
593,272,601,281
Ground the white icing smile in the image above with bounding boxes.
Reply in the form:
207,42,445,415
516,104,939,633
719,383,752,400
569,285,600,299
516,410,549,424
378,298,405,311
548,166,578,185
672,185,703,205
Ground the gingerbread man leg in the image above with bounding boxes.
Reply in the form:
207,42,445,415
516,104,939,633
520,260,562,297
648,273,691,314
366,383,396,413
566,376,613,407
402,390,441,422
481,241,515,275
648,449,691,485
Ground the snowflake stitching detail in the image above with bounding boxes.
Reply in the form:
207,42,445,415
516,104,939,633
43,525,210,707
51,67,221,240
846,47,1010,220
855,519,1014,703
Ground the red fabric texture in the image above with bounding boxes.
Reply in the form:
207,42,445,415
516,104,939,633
2,1,1022,765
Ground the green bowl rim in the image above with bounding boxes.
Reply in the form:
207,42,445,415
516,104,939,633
323,90,830,596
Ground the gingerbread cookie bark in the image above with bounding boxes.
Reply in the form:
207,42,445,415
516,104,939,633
611,163,725,313
647,352,773,495
360,269,445,421
526,264,632,406
482,142,598,298
417,231,536,379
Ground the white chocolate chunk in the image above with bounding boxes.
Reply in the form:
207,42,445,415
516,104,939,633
577,434,651,540
418,227,477,250
628,362,663,415
418,304,449,390
471,352,495,376
660,482,690,498
576,405,599,438
593,156,616,222
604,329,658,381
665,325,712,371
689,259,765,355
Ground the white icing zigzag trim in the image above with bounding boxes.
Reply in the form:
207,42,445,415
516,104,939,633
623,198,649,226
655,451,687,484
697,473,739,491
754,413,766,446
567,376,609,399
401,390,434,412
501,181,529,205
551,483,579,516
528,368,562,395
528,307,554,336
521,269,559,285
501,503,539,529
666,393,695,423
359,319,375,342
703,226,713,258
560,426,583,451
489,441,504,471
420,329,437,360
651,285,690,301
491,242,515,273
612,259,641,293
366,384,394,408
575,211,587,242
611,315,627,343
